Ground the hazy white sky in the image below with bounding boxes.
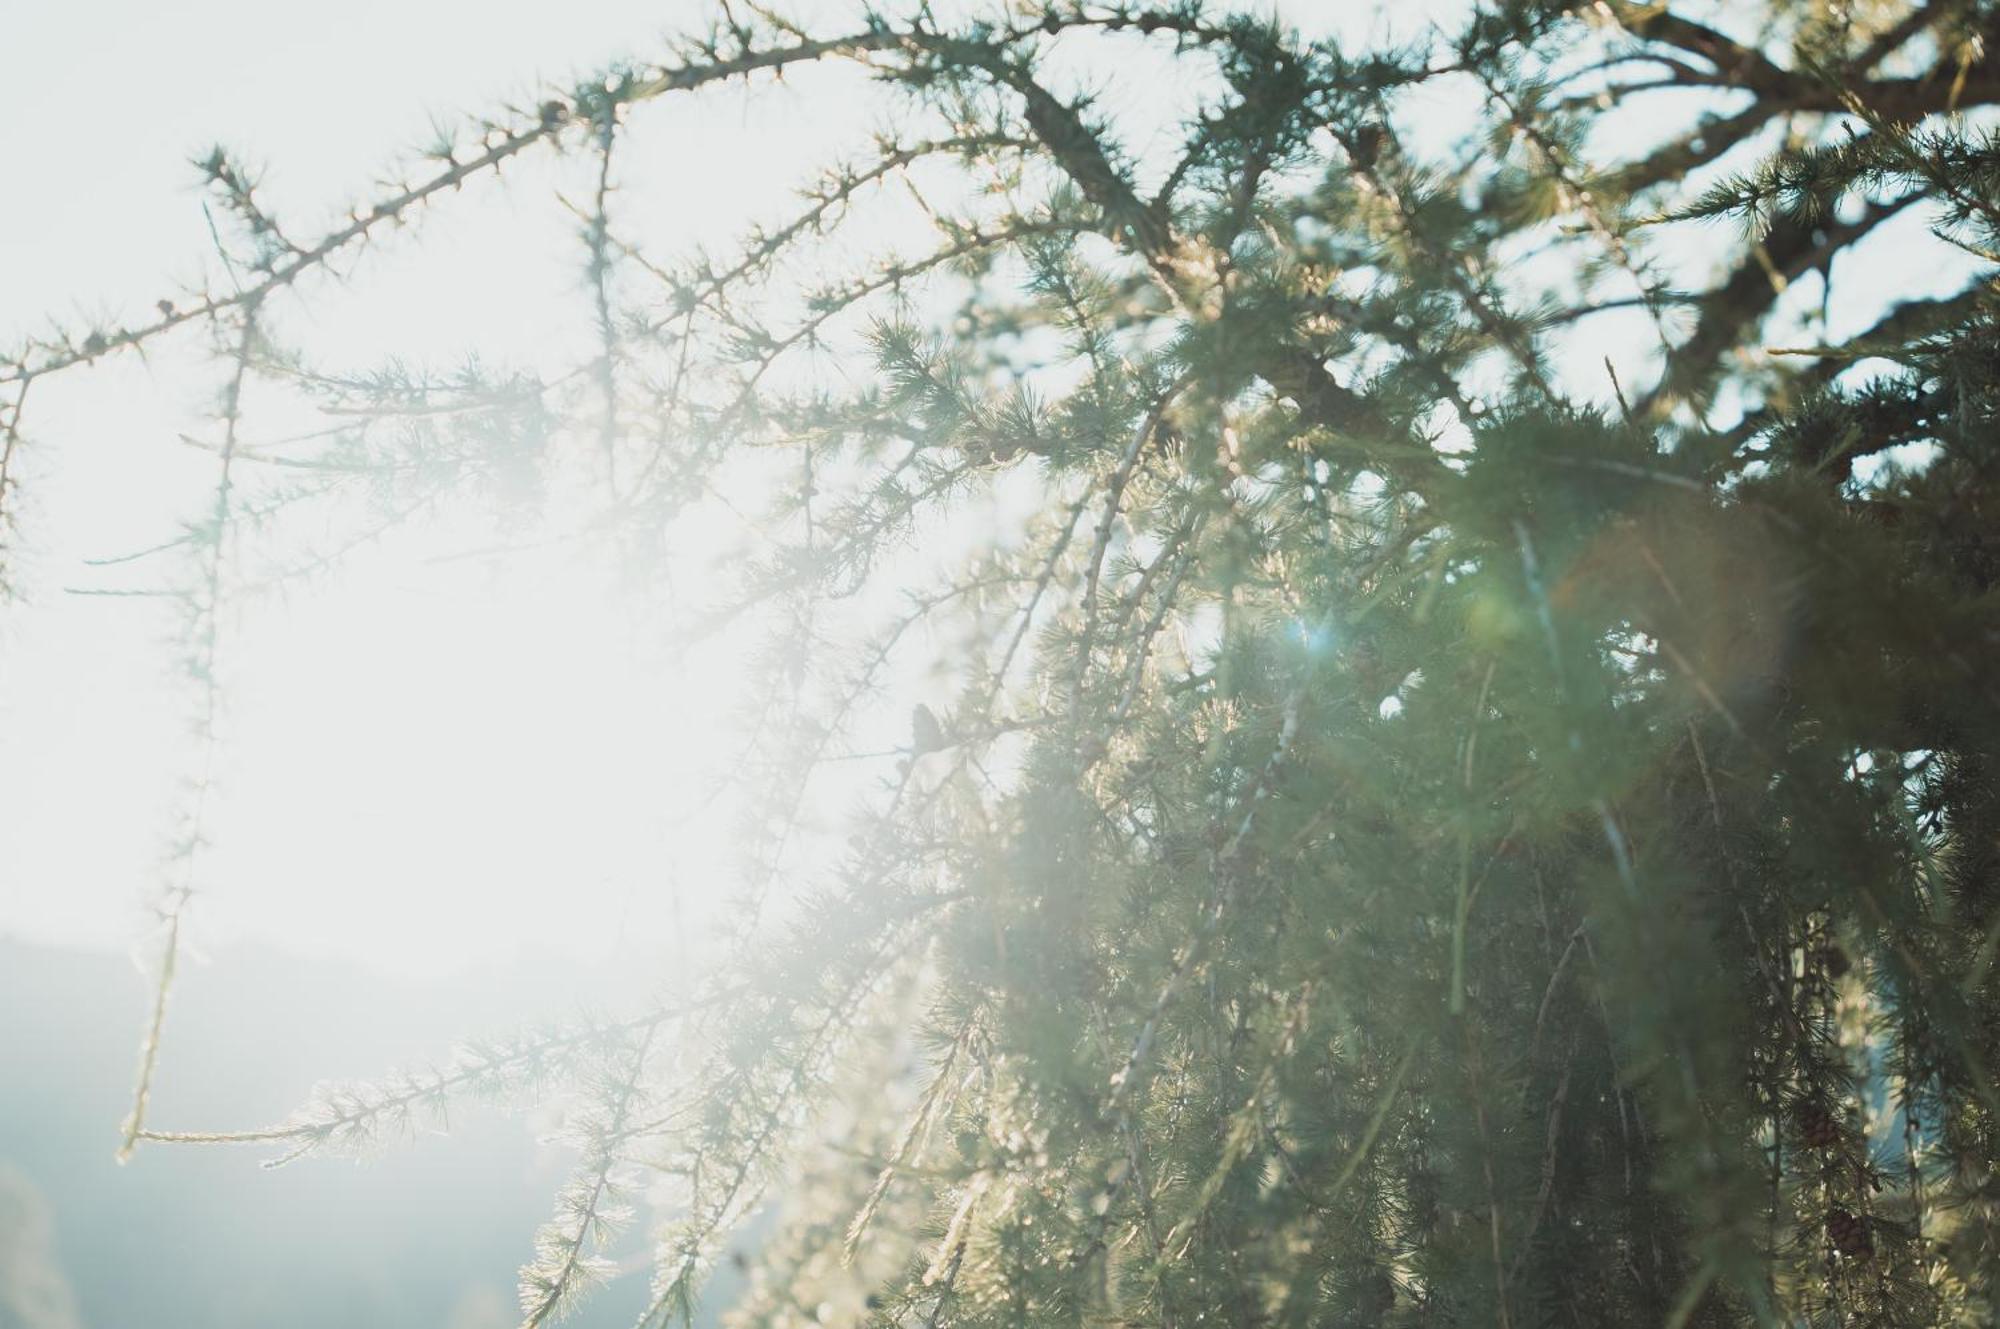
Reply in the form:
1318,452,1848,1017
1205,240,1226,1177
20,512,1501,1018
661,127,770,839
0,0,1429,983
1,0,882,980
1,0,1977,985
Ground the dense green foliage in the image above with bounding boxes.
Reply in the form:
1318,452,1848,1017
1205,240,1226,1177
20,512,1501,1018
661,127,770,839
10,1,2000,1325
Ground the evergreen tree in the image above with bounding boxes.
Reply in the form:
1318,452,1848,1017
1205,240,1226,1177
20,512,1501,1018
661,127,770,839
8,1,2000,1324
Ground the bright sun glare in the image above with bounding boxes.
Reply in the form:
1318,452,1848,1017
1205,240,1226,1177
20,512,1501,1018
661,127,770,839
0,0,906,982
0,0,1965,990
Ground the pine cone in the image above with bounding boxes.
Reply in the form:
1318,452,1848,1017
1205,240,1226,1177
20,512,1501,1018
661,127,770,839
1349,125,1385,171
1357,1268,1396,1314
1795,1102,1841,1150
1827,1207,1873,1259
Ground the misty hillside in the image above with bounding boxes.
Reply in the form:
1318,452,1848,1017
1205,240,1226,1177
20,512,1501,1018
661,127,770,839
0,939,690,1328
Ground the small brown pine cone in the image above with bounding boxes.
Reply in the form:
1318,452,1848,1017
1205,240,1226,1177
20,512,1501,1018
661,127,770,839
1350,125,1386,171
1795,1102,1841,1150
1827,1207,1874,1259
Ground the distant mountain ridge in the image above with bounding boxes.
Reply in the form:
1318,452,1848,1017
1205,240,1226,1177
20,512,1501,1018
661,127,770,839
0,1164,81,1329
0,937,652,1329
